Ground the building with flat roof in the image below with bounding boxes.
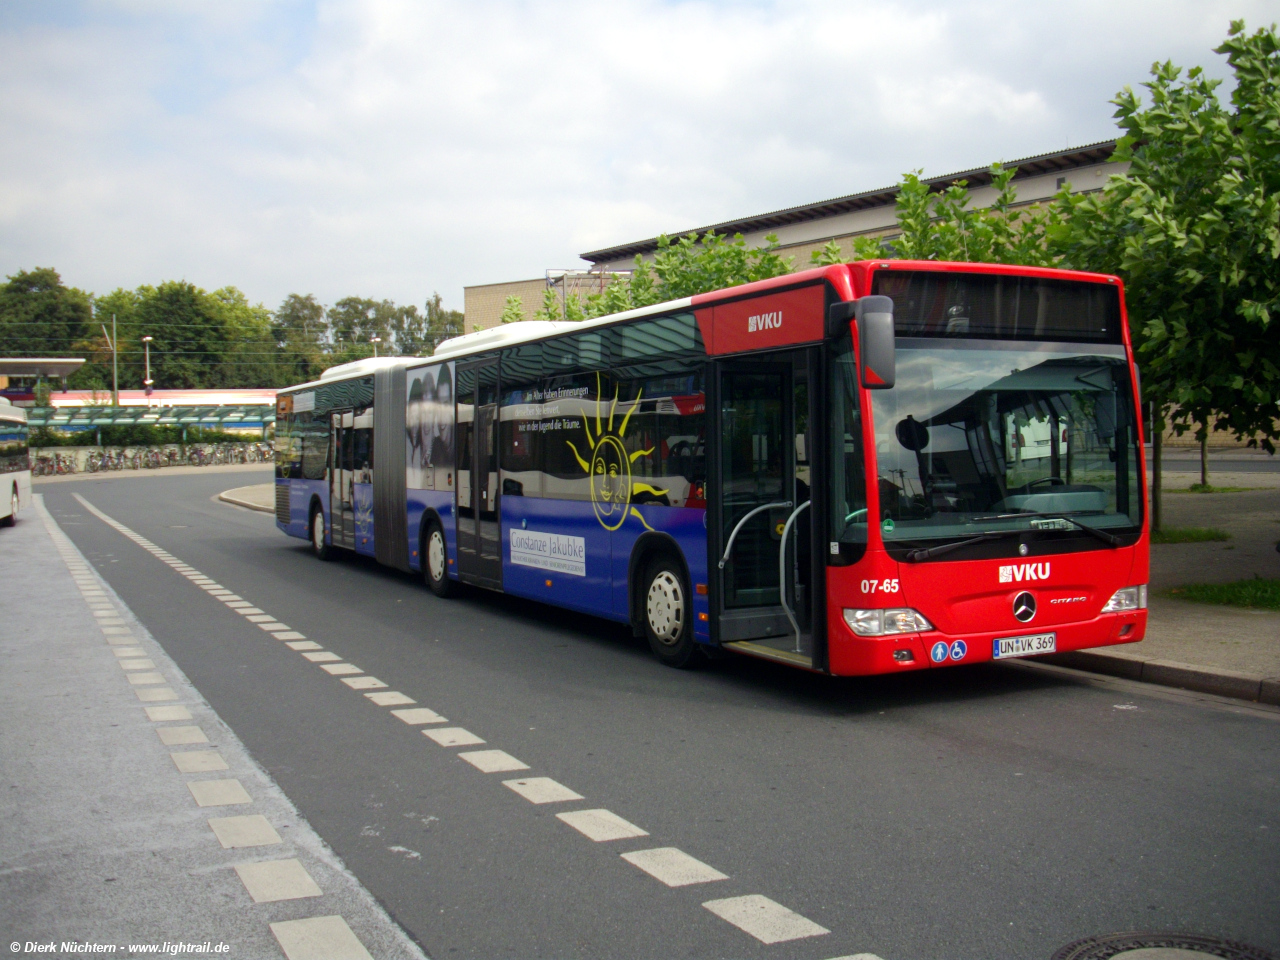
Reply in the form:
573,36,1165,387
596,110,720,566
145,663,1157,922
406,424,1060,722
463,140,1125,331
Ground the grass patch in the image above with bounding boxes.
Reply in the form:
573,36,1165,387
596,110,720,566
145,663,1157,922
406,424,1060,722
1151,527,1232,543
1172,483,1261,493
1168,577,1280,610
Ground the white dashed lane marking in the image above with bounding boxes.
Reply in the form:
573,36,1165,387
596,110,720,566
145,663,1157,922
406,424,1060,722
621,847,729,887
457,749,530,773
69,491,841,954
156,726,208,746
556,809,649,842
145,705,192,722
136,687,180,702
701,894,829,944
502,777,584,805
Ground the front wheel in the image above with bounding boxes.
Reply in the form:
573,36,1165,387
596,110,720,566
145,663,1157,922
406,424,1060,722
423,521,455,597
642,556,699,668
310,509,331,560
1,486,16,527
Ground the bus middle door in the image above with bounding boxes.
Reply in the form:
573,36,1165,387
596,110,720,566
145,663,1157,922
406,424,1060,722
329,410,356,549
455,359,502,587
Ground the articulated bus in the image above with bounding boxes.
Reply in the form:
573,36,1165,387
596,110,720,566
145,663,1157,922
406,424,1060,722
274,261,1148,674
0,397,31,527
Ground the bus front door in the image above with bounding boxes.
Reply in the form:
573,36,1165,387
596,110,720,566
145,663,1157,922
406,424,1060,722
715,353,815,666
329,410,356,550
456,359,502,587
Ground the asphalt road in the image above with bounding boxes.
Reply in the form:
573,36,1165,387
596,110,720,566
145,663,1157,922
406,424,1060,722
38,472,1280,960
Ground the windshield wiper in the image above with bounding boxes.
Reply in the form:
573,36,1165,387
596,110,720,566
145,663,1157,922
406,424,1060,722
904,530,1024,562
970,511,1123,547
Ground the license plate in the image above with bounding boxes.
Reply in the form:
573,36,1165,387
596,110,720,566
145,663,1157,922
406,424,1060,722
993,632,1056,659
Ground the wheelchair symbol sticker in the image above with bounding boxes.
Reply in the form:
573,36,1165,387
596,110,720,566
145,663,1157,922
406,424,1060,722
949,640,967,661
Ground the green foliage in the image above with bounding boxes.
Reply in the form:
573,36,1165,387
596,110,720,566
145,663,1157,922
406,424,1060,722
584,231,794,318
29,423,256,448
499,295,526,324
1051,21,1280,453
273,293,328,382
0,267,93,367
1168,576,1280,609
1150,526,1231,543
424,292,465,349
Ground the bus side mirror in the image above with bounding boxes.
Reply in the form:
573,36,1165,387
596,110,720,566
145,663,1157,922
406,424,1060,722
856,296,895,389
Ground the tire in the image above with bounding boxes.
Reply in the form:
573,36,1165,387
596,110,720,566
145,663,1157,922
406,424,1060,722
423,520,456,598
1,486,16,527
641,555,699,668
310,508,331,560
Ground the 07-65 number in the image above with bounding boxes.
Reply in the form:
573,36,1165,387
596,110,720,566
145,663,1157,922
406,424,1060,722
860,579,900,594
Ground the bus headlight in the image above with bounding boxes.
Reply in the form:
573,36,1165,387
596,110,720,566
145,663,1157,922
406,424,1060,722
1101,585,1147,612
843,608,934,637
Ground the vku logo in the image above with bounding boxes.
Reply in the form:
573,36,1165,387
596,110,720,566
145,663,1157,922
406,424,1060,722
999,561,1050,584
747,310,782,333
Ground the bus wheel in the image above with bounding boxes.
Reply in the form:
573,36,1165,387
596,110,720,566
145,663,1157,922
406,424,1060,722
1,485,16,527
310,509,330,561
642,556,697,668
424,521,455,598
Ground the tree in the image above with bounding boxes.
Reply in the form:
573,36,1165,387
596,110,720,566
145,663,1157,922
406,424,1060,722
1051,20,1280,484
582,230,795,318
0,268,93,387
424,292,464,351
134,281,230,389
499,295,526,324
274,293,328,382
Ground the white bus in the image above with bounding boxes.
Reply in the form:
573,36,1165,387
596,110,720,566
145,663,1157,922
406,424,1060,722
0,397,31,527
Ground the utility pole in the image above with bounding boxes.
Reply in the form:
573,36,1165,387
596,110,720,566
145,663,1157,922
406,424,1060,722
142,335,154,400
101,314,119,406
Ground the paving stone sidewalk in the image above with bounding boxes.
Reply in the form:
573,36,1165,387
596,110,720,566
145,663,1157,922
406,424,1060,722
0,495,427,960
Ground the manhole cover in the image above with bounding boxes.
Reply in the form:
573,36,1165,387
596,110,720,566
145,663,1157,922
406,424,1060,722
1053,933,1276,960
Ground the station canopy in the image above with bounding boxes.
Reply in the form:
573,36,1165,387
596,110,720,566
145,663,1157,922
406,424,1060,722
26,405,275,428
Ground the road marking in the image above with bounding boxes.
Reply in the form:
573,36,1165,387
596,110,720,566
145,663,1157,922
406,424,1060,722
701,895,829,944
234,858,323,903
390,707,444,724
237,607,266,616
224,601,253,609
171,750,230,773
107,636,138,646
270,916,374,960
245,614,277,623
258,622,290,631
187,778,253,807
822,954,888,959
119,658,156,670
274,632,306,641
303,651,342,662
502,777,583,805
127,672,168,685
145,705,192,721
342,676,387,690
157,726,208,746
555,809,648,842
208,815,282,849
366,691,415,706
92,609,117,618
287,641,323,651
321,663,362,675
621,848,728,887
423,727,485,747
136,687,179,702
101,627,131,635
219,595,244,602
207,589,234,596
111,647,146,657
457,750,530,773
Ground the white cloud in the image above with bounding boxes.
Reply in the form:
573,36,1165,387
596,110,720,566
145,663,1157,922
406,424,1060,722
0,0,1274,310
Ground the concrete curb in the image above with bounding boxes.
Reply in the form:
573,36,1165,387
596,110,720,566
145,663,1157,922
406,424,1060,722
1040,649,1280,706
218,490,274,513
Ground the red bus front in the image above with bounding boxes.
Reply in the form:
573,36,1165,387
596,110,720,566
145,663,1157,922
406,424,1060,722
823,262,1148,676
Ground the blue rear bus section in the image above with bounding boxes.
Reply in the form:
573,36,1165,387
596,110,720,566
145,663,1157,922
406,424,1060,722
406,490,456,573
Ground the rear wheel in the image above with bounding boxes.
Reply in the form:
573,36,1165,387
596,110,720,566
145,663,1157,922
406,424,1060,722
423,521,455,597
310,508,330,560
642,556,698,668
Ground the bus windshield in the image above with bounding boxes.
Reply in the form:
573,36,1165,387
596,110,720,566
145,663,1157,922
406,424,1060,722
869,338,1142,550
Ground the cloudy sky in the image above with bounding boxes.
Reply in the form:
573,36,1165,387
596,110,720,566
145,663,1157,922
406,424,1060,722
0,0,1270,311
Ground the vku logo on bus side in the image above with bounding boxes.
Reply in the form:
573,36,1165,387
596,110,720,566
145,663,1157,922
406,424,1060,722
999,562,1051,584
747,310,782,333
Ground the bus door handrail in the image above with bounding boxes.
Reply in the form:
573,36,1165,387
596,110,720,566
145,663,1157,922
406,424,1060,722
779,500,811,653
718,501,792,570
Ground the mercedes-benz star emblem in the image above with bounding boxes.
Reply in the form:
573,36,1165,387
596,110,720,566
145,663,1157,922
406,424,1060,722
1013,591,1036,622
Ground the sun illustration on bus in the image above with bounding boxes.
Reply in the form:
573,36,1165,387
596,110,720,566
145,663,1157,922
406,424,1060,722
566,375,668,532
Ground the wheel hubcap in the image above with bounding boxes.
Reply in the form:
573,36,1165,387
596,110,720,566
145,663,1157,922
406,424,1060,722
646,570,684,645
428,531,445,581
313,515,323,550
